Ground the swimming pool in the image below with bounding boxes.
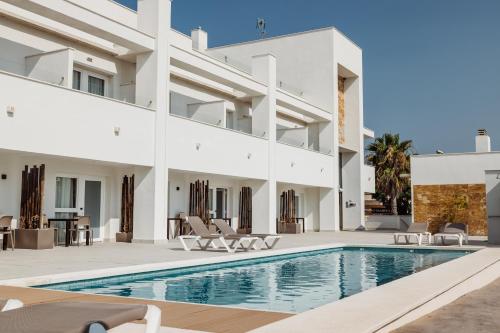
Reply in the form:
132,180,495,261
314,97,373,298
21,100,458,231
40,247,469,313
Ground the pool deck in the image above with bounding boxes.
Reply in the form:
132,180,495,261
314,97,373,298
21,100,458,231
0,231,498,332
392,277,500,333
0,285,292,333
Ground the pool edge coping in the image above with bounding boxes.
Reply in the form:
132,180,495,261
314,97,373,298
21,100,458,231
247,247,500,333
0,243,480,288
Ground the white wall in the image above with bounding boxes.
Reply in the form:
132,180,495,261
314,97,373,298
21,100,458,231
411,152,500,185
276,143,334,188
0,71,155,166
25,48,73,87
168,115,269,180
208,28,336,112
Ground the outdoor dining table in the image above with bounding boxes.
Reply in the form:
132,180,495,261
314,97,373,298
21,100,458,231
48,217,90,247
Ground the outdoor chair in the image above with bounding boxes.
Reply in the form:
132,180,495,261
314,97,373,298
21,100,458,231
68,216,93,246
0,301,161,333
0,215,15,251
434,222,469,247
0,299,23,312
212,218,281,249
179,216,258,252
393,222,431,246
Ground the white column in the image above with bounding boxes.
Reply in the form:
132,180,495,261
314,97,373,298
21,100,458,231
251,54,277,234
317,68,340,231
133,0,170,243
191,28,208,51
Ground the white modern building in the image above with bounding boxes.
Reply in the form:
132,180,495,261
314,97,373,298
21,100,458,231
0,0,374,243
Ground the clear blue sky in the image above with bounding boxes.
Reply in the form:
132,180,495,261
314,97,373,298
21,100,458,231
117,0,500,154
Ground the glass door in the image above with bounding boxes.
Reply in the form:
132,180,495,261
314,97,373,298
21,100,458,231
54,175,104,242
216,188,228,218
84,180,102,239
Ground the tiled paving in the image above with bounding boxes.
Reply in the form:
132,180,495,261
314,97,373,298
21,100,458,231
393,278,500,333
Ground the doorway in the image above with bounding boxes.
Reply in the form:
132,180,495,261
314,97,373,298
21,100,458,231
54,175,104,241
208,188,229,218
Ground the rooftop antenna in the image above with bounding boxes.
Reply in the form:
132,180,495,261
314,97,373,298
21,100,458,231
256,18,266,39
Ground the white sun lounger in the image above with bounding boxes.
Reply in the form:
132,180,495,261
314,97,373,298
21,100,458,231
0,299,23,312
179,216,258,253
212,218,281,250
393,222,431,246
434,223,469,247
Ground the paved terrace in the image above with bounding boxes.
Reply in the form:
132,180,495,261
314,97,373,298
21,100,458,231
393,277,500,333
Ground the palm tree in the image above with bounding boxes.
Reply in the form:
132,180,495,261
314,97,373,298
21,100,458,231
367,133,413,215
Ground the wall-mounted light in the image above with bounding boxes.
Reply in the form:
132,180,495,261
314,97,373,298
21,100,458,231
247,153,252,159
346,200,356,208
196,143,201,150
291,161,295,167
6,106,15,117
114,126,121,136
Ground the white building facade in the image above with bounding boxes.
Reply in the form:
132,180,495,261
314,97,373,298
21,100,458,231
0,0,374,243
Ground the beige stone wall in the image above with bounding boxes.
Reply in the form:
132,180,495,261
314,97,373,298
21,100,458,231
338,76,345,145
413,184,488,236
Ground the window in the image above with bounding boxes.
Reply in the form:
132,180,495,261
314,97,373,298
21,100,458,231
88,75,105,96
72,70,81,90
72,67,108,97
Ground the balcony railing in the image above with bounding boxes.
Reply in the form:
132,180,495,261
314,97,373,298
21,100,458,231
277,80,304,98
0,52,138,106
204,50,252,74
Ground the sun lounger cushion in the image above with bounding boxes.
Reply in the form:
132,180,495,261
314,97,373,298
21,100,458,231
0,302,147,333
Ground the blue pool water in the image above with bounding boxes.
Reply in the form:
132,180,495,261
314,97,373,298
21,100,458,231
40,247,468,313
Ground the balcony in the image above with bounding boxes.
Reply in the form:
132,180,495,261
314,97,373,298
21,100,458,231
168,115,269,180
276,142,334,188
0,70,155,166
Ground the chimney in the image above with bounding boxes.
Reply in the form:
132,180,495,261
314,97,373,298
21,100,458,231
475,129,491,153
191,27,208,51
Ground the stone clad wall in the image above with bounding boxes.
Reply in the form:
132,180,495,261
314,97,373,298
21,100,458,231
413,184,488,236
338,76,345,145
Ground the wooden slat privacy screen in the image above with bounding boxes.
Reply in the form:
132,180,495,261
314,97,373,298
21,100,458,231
238,187,252,230
120,175,134,234
189,180,210,223
19,164,45,229
279,189,297,224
